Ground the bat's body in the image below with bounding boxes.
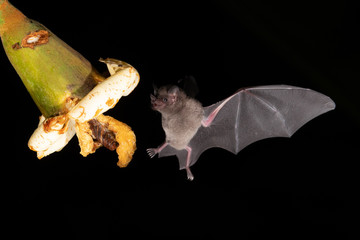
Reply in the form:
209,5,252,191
147,84,335,180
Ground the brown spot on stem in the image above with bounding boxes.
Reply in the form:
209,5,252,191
12,42,21,50
21,30,50,49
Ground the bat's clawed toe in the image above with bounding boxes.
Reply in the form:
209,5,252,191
146,148,158,158
186,167,194,181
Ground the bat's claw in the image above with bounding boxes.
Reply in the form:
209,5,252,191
186,167,194,181
146,148,158,158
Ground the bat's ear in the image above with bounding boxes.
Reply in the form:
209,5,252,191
152,83,158,96
168,85,180,96
167,86,180,103
178,75,199,98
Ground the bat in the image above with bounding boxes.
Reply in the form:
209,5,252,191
147,83,335,180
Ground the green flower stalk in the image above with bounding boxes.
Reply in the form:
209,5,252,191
0,0,102,117
0,0,140,167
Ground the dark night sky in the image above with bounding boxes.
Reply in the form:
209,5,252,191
2,0,358,239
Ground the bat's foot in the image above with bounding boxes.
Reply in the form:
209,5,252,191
147,142,168,158
186,167,194,181
146,148,158,158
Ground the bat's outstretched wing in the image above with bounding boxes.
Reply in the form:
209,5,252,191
159,85,335,170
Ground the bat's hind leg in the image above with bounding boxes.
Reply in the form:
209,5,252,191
185,146,194,181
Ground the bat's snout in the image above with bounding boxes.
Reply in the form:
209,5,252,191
150,94,159,110
150,94,166,111
150,94,156,103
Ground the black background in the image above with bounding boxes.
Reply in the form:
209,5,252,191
2,0,358,239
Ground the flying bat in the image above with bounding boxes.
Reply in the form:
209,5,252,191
147,83,335,180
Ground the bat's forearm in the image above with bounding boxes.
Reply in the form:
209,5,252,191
202,94,234,127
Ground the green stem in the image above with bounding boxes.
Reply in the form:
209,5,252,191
1,0,103,117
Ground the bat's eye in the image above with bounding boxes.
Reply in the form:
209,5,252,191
162,98,168,102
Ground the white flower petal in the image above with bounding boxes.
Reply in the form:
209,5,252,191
68,65,139,123
28,116,75,159
28,58,139,158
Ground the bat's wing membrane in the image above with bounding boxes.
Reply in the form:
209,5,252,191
158,146,188,169
160,85,335,170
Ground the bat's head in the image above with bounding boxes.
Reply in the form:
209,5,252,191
150,85,184,114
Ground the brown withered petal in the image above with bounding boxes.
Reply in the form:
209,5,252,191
74,114,136,167
88,119,119,151
75,120,99,157
96,115,136,167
